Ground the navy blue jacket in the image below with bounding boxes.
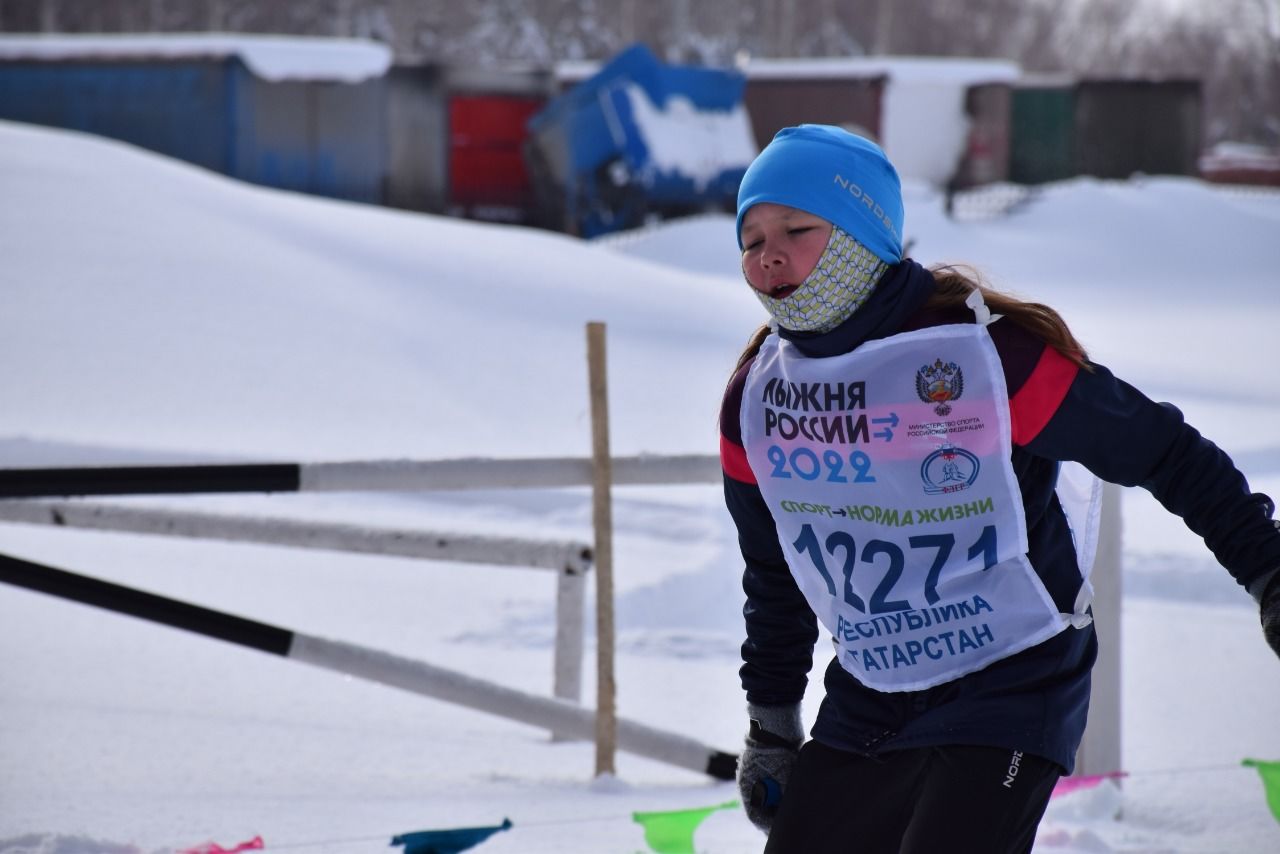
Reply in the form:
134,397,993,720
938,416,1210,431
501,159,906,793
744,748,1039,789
720,259,1280,773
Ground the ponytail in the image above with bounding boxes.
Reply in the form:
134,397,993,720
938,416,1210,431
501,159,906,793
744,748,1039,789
927,265,1089,368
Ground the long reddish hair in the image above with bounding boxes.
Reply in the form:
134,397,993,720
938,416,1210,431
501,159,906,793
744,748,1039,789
731,264,1089,378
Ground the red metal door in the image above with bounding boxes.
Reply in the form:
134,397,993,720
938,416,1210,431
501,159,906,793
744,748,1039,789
448,94,545,218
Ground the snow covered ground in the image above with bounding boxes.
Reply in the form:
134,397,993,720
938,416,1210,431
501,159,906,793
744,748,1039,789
1,119,1279,853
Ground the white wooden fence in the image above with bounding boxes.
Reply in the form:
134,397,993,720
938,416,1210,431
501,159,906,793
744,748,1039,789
0,457,1123,781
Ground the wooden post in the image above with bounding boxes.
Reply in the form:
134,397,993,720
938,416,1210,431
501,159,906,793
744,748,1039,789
586,321,617,777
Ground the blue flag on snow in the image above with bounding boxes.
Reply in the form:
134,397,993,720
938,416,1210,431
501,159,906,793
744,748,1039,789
390,819,512,854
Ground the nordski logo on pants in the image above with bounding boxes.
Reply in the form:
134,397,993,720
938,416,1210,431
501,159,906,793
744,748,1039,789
1003,750,1024,788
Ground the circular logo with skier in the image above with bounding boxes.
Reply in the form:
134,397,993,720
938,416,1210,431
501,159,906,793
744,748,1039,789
920,444,980,495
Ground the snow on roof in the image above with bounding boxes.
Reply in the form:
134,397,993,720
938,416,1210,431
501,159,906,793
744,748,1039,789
0,32,392,82
622,83,757,189
555,59,603,82
1200,141,1280,171
558,55,1021,86
742,55,1021,85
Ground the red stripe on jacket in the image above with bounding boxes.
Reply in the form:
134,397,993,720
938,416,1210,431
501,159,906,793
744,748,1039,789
1010,347,1079,446
720,433,757,484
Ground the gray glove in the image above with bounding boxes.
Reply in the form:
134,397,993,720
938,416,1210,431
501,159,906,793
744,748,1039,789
737,703,804,833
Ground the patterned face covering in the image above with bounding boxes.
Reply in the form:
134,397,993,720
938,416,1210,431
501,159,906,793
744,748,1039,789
749,226,889,333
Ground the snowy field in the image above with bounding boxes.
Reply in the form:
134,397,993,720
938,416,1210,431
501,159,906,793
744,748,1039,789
1,118,1279,853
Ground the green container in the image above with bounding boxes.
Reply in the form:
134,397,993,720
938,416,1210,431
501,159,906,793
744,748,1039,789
1010,82,1076,185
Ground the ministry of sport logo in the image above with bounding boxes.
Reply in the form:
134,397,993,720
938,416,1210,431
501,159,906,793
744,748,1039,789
916,358,964,416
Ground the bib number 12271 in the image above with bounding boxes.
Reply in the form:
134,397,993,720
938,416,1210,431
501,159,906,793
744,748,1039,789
793,523,997,613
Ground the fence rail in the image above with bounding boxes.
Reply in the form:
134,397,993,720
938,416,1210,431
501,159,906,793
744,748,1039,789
0,498,592,572
0,454,723,499
0,496,592,706
0,551,735,780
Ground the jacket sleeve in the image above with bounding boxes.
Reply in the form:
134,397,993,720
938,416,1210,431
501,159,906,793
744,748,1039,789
721,360,819,706
1012,343,1280,596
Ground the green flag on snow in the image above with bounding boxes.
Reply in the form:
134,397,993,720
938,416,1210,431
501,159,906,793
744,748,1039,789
1243,759,1280,824
632,800,740,854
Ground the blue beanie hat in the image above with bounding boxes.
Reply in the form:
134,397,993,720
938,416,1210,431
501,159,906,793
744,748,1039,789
736,124,904,264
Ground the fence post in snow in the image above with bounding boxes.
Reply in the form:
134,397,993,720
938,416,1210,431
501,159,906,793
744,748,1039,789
587,321,617,778
552,563,587,722
1075,482,1123,780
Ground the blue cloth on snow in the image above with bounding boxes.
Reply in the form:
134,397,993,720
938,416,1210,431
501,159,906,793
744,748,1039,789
390,819,512,854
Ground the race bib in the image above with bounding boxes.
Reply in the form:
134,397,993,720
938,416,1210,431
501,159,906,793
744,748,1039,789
742,320,1090,691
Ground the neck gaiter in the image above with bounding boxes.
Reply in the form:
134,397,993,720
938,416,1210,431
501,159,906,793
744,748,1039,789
749,226,889,334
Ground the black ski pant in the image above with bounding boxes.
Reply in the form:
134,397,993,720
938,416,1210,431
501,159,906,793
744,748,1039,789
763,739,1062,854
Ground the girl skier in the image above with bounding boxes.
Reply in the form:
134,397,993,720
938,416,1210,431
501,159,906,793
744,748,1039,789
721,124,1280,852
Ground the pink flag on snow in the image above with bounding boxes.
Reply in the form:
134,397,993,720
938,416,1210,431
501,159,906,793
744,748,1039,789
177,836,265,854
1051,771,1127,798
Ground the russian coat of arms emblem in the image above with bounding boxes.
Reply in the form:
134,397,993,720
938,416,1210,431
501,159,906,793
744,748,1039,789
916,359,964,416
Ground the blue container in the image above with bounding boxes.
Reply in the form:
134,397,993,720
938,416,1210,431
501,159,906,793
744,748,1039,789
0,56,386,204
526,43,752,236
